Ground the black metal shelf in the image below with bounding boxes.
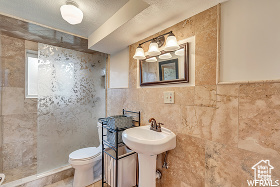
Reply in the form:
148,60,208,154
102,139,128,152
101,109,140,187
102,124,137,133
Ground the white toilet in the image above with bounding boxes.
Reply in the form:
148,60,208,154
69,122,106,187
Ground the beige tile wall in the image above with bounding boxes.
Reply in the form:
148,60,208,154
0,35,37,174
107,5,280,187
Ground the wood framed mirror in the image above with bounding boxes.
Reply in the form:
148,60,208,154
140,43,189,86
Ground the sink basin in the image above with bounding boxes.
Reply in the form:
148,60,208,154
122,125,176,155
122,125,176,187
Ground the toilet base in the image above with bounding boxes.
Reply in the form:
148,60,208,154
72,163,94,187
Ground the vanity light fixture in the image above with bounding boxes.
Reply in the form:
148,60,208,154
133,31,179,60
148,40,161,56
133,45,146,60
175,48,184,56
159,53,172,60
146,57,157,62
164,32,180,51
60,1,83,25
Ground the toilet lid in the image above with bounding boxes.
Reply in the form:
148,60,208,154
69,147,100,160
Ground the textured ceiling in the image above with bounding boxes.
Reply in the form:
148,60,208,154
0,0,228,54
89,0,228,54
0,0,129,38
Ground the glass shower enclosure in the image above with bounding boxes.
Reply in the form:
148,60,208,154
37,43,106,173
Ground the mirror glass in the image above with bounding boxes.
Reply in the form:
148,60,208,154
140,44,188,85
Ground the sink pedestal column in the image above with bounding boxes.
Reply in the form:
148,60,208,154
138,154,156,187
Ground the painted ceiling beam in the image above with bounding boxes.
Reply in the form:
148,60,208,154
88,0,149,53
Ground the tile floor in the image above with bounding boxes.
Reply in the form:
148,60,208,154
45,177,102,187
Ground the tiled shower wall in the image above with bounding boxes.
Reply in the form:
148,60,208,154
107,5,280,187
0,35,37,180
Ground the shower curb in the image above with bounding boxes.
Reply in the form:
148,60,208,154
1,165,74,187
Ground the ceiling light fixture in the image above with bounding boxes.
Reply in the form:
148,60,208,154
60,1,83,25
133,31,179,60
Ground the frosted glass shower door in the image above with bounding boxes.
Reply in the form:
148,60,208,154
37,44,106,173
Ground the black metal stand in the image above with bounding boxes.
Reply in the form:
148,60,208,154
101,109,140,187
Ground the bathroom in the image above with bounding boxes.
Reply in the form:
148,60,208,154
0,0,279,186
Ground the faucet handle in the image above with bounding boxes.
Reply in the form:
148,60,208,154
156,123,164,132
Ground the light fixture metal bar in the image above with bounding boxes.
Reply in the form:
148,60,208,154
139,31,173,46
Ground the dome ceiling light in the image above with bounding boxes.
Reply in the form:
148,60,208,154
60,1,83,25
133,31,180,60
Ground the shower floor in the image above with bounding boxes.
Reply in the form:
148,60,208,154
3,163,37,184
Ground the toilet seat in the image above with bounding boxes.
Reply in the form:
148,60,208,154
69,147,101,163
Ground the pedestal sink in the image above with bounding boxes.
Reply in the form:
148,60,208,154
122,125,176,187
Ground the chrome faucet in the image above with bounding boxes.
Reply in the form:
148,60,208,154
148,118,164,132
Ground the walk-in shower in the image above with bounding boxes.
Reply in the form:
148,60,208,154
0,35,107,184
